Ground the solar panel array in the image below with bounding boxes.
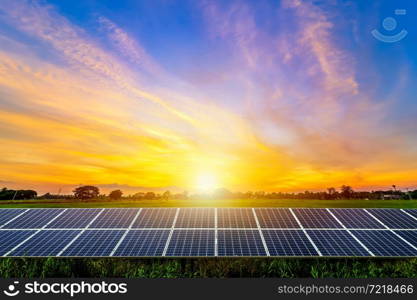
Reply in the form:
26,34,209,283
0,208,416,257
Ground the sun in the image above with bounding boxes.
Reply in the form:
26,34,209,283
195,173,218,193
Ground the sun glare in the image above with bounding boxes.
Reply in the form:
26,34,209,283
195,173,218,193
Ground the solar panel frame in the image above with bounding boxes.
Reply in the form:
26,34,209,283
2,209,64,229
404,209,417,219
307,230,370,256
218,230,266,256
174,208,215,228
88,208,139,228
9,230,81,256
61,230,125,256
395,230,417,248
292,208,343,229
262,230,318,256
131,208,177,228
0,230,36,256
166,229,215,256
46,209,102,228
365,209,417,229
113,230,170,256
217,208,257,228
329,209,385,229
352,230,417,257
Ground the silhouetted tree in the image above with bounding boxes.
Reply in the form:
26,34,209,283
73,185,99,200
340,185,354,199
109,189,123,200
144,192,156,200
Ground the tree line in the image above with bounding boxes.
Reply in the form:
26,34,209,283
1,185,416,201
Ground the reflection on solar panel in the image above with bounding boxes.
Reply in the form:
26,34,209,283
10,230,80,256
0,209,26,227
47,209,101,228
218,230,266,256
352,230,417,256
217,208,257,228
175,208,215,228
395,231,417,248
2,209,63,228
329,209,384,229
307,230,369,256
132,208,177,228
113,230,169,256
61,230,125,256
0,230,36,256
262,230,317,256
89,209,139,228
166,230,215,256
292,209,342,228
255,208,300,228
1,208,417,257
366,209,417,229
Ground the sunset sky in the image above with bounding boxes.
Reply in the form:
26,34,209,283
1,0,417,194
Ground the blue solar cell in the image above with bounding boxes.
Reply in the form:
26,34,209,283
113,230,169,256
217,208,257,228
0,230,36,256
395,231,417,248
10,230,81,256
2,209,64,228
292,209,342,228
366,209,417,229
255,208,300,228
89,209,139,228
132,208,177,228
307,230,369,256
47,209,102,228
0,209,27,227
329,209,385,229
166,230,215,256
262,230,318,256
61,230,125,256
174,208,215,228
218,230,266,256
404,209,417,219
352,230,417,256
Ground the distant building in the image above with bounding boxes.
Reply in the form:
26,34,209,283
382,194,402,200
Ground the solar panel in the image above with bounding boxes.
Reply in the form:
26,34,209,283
166,230,215,256
352,230,417,256
88,209,139,228
218,230,266,256
132,208,177,228
329,209,385,229
61,230,125,256
307,230,369,256
292,209,343,228
404,209,417,219
255,208,300,228
10,230,81,256
174,208,215,228
0,209,26,227
217,208,257,228
0,230,36,256
395,231,417,248
46,209,102,228
113,230,169,256
262,230,317,256
365,209,417,229
2,209,63,228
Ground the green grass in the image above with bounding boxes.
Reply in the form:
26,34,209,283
1,258,416,278
1,198,417,208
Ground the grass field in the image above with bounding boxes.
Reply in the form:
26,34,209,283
1,198,416,278
1,198,417,208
